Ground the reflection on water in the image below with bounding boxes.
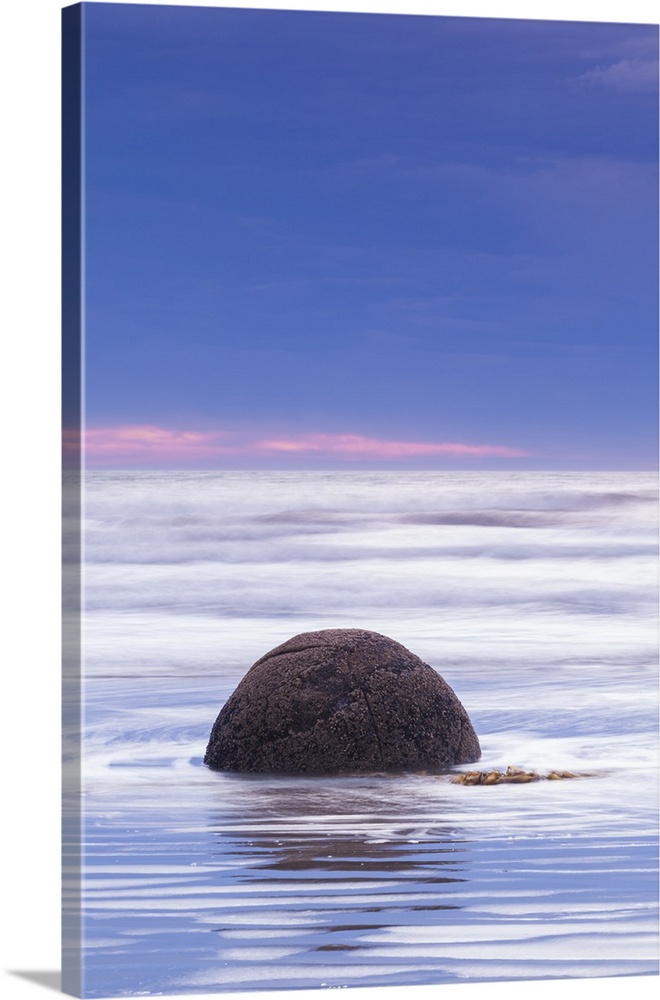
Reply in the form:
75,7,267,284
195,777,474,991
207,780,470,879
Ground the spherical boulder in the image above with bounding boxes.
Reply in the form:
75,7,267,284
204,628,480,774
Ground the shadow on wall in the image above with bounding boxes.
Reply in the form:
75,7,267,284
9,972,62,993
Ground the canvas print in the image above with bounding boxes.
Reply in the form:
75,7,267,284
62,2,659,997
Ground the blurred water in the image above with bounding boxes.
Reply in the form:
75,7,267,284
73,471,659,995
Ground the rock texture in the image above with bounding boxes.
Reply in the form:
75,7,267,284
204,628,480,774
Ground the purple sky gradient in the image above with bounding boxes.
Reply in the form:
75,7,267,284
78,3,658,469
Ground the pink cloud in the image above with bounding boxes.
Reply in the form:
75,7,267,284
65,425,241,464
254,433,528,459
71,424,531,466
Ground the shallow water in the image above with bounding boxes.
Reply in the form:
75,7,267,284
71,471,659,995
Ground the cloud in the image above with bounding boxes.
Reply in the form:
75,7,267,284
578,58,659,93
68,425,530,466
255,433,527,459
64,425,242,463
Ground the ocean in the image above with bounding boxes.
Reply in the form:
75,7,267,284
69,470,659,995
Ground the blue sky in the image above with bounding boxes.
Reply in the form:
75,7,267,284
79,2,658,468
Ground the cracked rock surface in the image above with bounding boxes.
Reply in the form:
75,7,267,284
204,628,481,774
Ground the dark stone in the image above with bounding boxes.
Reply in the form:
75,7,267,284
204,628,480,774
